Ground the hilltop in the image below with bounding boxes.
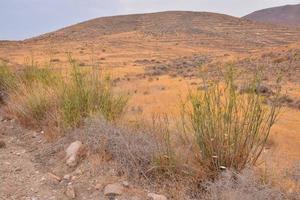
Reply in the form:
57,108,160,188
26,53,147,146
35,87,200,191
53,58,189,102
244,4,300,27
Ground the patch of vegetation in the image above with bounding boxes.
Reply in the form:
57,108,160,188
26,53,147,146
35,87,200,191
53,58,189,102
10,83,56,127
181,67,281,173
0,63,16,92
3,59,128,131
60,60,128,128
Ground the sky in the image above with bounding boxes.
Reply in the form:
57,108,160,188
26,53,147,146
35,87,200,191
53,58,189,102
0,0,300,40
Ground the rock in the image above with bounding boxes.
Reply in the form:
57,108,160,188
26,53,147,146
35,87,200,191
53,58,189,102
94,183,102,190
104,183,123,196
63,174,71,180
74,168,82,175
65,185,76,199
48,172,62,182
71,175,77,181
0,140,5,148
122,181,129,188
147,193,167,200
131,197,143,200
65,141,83,167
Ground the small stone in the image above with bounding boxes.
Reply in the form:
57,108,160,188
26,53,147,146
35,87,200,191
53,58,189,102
48,172,62,182
63,174,71,180
65,185,76,199
71,176,77,181
130,197,142,200
0,140,6,148
122,181,129,188
104,183,123,196
94,183,102,190
147,193,167,200
74,168,82,175
65,141,83,167
15,167,22,172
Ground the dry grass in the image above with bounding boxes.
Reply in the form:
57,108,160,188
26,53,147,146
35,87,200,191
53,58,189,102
202,169,285,200
0,63,16,101
8,83,57,127
1,60,291,199
1,59,128,132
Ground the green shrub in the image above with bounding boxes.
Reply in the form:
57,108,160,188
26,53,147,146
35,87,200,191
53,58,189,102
60,60,128,128
182,67,281,172
20,64,58,86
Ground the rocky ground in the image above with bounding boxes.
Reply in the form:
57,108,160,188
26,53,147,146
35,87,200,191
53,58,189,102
0,114,167,200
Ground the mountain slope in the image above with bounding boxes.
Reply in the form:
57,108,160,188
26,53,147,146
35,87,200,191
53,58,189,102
29,11,299,45
243,4,300,26
1,11,300,68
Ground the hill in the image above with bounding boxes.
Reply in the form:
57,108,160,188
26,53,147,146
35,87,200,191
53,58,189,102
30,11,300,47
243,4,300,27
0,11,299,68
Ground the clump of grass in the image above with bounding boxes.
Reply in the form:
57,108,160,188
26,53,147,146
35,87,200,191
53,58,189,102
0,63,16,92
60,59,128,128
149,114,178,176
182,66,281,173
5,58,128,131
20,63,59,86
9,83,57,127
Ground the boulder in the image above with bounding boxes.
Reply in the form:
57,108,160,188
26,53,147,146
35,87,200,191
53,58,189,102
104,183,123,196
65,141,83,167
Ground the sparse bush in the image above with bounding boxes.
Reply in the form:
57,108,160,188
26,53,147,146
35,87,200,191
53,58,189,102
182,67,281,173
202,169,285,200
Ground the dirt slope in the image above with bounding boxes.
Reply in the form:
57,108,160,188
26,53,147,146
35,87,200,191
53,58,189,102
243,4,300,27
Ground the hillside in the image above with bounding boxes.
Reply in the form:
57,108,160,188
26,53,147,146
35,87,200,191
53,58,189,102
243,4,300,27
30,11,300,47
1,11,299,70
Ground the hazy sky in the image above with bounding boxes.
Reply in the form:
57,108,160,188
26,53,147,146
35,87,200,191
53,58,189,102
0,0,300,40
